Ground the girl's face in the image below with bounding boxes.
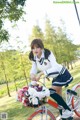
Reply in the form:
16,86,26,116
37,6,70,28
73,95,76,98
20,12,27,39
32,46,42,58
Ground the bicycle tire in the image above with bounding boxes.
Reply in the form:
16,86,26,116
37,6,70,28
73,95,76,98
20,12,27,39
27,109,56,120
71,84,80,117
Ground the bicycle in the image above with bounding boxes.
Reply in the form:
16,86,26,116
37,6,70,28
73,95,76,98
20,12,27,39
16,77,80,120
27,76,80,120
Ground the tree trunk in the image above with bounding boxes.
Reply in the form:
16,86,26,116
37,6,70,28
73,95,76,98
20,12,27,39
6,80,11,97
20,54,28,85
66,62,69,69
2,61,11,97
23,70,28,85
70,62,73,69
14,80,18,92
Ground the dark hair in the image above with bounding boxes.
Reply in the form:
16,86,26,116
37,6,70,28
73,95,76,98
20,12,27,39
29,48,51,61
31,39,44,49
29,39,51,61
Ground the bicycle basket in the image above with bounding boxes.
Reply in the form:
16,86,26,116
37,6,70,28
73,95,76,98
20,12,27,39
17,85,47,107
27,86,49,108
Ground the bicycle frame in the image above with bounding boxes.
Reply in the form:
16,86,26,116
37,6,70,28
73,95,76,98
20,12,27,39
37,105,53,120
28,88,80,120
27,98,59,120
47,88,80,112
34,106,49,120
42,77,78,111
27,77,80,120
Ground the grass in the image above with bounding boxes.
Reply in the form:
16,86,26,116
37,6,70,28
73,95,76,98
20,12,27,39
0,60,80,120
0,91,35,120
0,80,28,97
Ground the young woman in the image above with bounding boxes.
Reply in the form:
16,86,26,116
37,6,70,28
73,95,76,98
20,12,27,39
29,38,73,119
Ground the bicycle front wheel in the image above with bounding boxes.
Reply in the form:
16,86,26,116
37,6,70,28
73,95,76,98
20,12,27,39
71,84,80,117
27,109,56,120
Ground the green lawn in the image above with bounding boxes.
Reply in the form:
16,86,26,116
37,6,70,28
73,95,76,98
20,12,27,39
0,61,80,120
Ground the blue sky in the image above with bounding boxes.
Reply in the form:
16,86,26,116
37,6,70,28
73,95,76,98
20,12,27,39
3,0,80,52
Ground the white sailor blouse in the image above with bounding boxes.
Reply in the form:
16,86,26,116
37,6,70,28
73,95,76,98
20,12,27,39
30,50,63,78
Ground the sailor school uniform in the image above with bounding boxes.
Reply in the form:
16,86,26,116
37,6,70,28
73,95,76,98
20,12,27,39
30,50,73,86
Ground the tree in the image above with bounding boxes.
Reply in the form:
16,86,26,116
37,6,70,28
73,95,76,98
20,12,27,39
44,19,57,55
56,27,77,68
44,19,78,68
0,0,26,21
0,49,31,96
0,51,11,97
29,24,44,42
0,0,26,43
0,20,9,43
